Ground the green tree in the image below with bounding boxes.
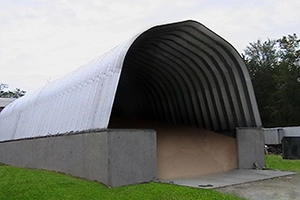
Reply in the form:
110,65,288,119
243,34,300,127
0,83,26,98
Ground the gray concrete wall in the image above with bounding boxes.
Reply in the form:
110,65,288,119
107,130,157,186
0,129,157,187
237,128,265,169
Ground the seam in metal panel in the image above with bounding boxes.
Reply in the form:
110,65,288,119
126,57,184,124
122,69,165,121
141,39,217,129
180,26,246,127
126,62,174,123
131,47,202,127
129,53,192,125
153,36,223,130
182,23,259,127
126,48,194,125
164,31,232,129
117,75,159,120
125,59,180,124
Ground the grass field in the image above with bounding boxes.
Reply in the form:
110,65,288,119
0,163,242,200
1,155,298,200
266,154,300,172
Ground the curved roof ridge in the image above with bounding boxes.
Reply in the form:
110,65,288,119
0,20,261,142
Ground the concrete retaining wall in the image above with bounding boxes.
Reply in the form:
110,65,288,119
0,129,157,187
237,128,265,169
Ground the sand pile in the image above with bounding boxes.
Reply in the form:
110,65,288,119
109,118,237,179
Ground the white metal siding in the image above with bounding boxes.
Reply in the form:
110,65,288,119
0,42,132,141
0,20,262,142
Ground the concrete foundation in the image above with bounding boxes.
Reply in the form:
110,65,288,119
237,128,265,169
0,121,263,186
109,118,238,179
0,130,157,187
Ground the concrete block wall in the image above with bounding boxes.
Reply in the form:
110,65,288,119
0,129,157,187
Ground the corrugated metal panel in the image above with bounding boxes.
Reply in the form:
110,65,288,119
0,20,261,142
0,43,134,141
112,20,261,131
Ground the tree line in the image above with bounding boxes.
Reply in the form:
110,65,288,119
0,83,26,98
243,33,300,127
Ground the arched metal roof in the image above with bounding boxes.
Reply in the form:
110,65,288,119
0,20,261,142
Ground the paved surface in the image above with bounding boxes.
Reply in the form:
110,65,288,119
159,169,296,189
218,173,300,200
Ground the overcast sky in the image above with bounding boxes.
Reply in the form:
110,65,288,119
1,0,299,93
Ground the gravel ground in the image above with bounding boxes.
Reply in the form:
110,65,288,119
217,173,300,200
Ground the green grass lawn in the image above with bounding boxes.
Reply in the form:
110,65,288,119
0,163,242,200
2,155,297,200
266,154,300,172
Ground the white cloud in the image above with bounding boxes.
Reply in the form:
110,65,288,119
0,0,299,92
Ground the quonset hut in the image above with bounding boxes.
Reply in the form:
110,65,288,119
0,20,264,187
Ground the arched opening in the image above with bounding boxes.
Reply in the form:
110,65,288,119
108,20,254,179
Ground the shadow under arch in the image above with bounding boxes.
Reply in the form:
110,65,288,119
110,20,261,132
